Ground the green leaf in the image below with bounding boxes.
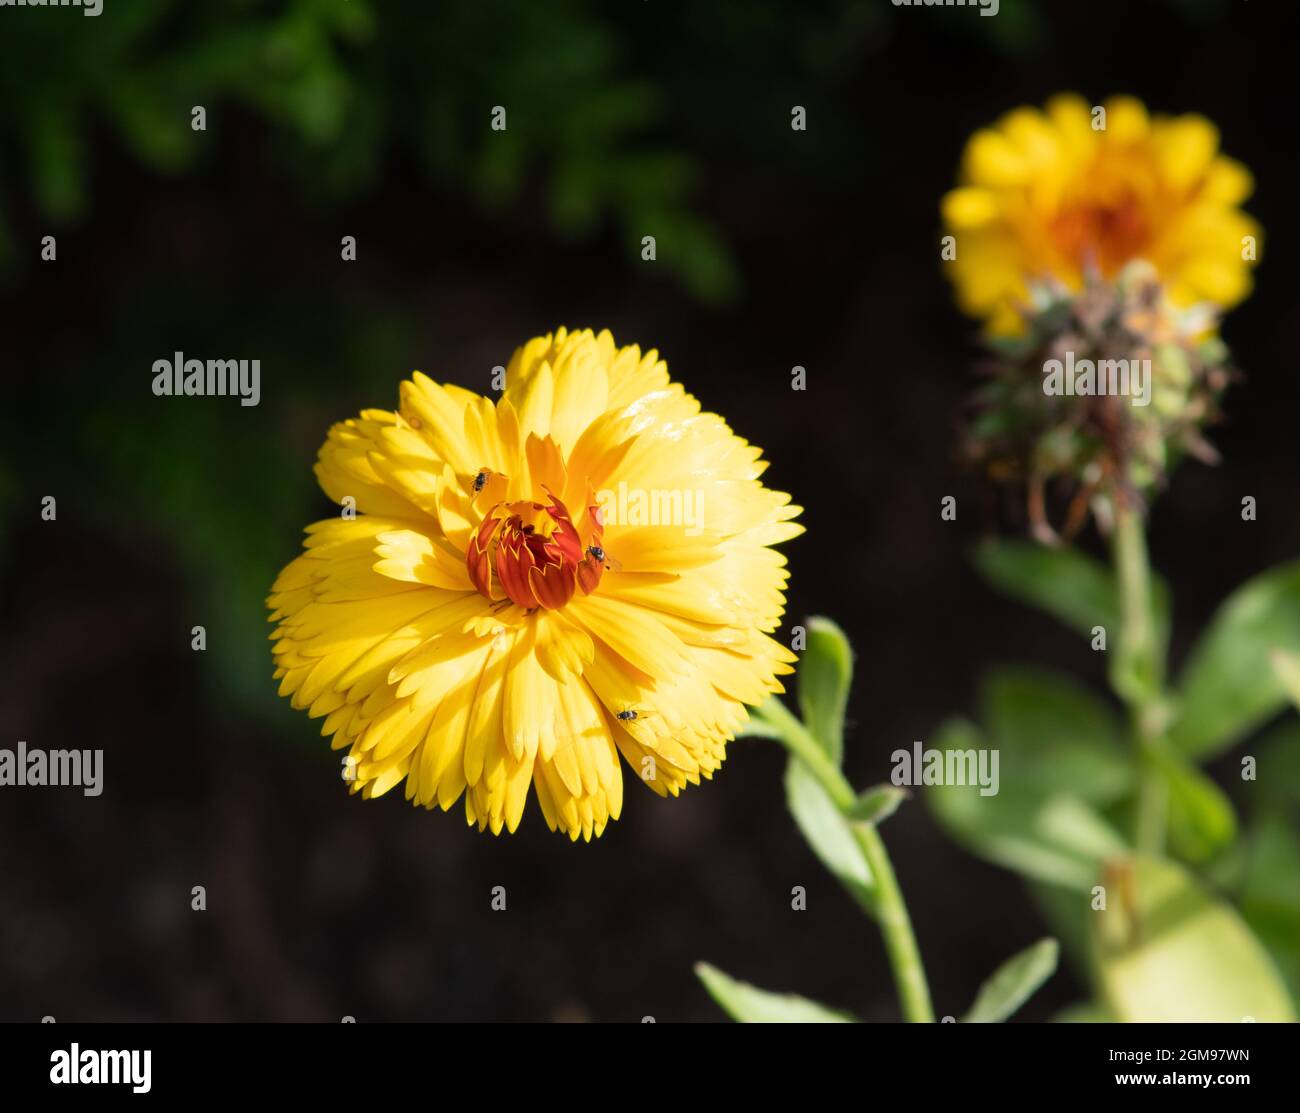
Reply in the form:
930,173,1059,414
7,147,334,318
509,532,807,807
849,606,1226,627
784,759,874,911
1169,561,1300,760
695,963,855,1023
1147,745,1238,864
1250,718,1300,812
1090,855,1297,1022
972,540,1169,652
847,784,908,826
923,670,1132,889
927,717,1129,891
934,788,1128,891
1271,648,1300,710
963,938,1059,1023
1238,814,1300,1003
973,540,1116,635
1028,881,1092,974
796,616,853,764
1236,720,1300,999
978,668,1131,803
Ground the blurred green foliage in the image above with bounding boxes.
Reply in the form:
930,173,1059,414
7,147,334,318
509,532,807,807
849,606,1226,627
0,0,748,299
3,0,1088,302
930,539,1300,1017
0,0,1244,296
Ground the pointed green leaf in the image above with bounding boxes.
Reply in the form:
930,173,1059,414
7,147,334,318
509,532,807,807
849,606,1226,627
963,938,1059,1023
784,759,874,911
972,541,1169,653
1147,745,1238,864
1169,561,1300,760
797,616,853,764
979,667,1130,803
847,784,908,826
926,715,1129,891
973,540,1118,635
695,962,855,1023
1250,718,1300,812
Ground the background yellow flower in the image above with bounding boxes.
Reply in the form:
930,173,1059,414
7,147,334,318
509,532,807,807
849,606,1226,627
268,328,801,841
942,94,1261,335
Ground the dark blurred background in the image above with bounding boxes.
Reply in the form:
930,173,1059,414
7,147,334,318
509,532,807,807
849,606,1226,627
0,0,1293,1021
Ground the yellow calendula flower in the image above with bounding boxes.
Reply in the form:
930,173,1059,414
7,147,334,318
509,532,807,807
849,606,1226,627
268,328,802,841
942,94,1260,334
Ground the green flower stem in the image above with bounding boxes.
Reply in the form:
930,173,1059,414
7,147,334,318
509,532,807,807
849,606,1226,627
1111,504,1168,857
758,696,935,1023
853,822,935,1024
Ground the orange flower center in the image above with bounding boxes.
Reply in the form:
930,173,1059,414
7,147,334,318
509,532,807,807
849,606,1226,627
1048,191,1152,277
466,487,606,610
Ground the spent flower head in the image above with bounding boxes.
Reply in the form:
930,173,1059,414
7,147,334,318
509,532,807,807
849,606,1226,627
945,96,1259,538
964,261,1233,541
